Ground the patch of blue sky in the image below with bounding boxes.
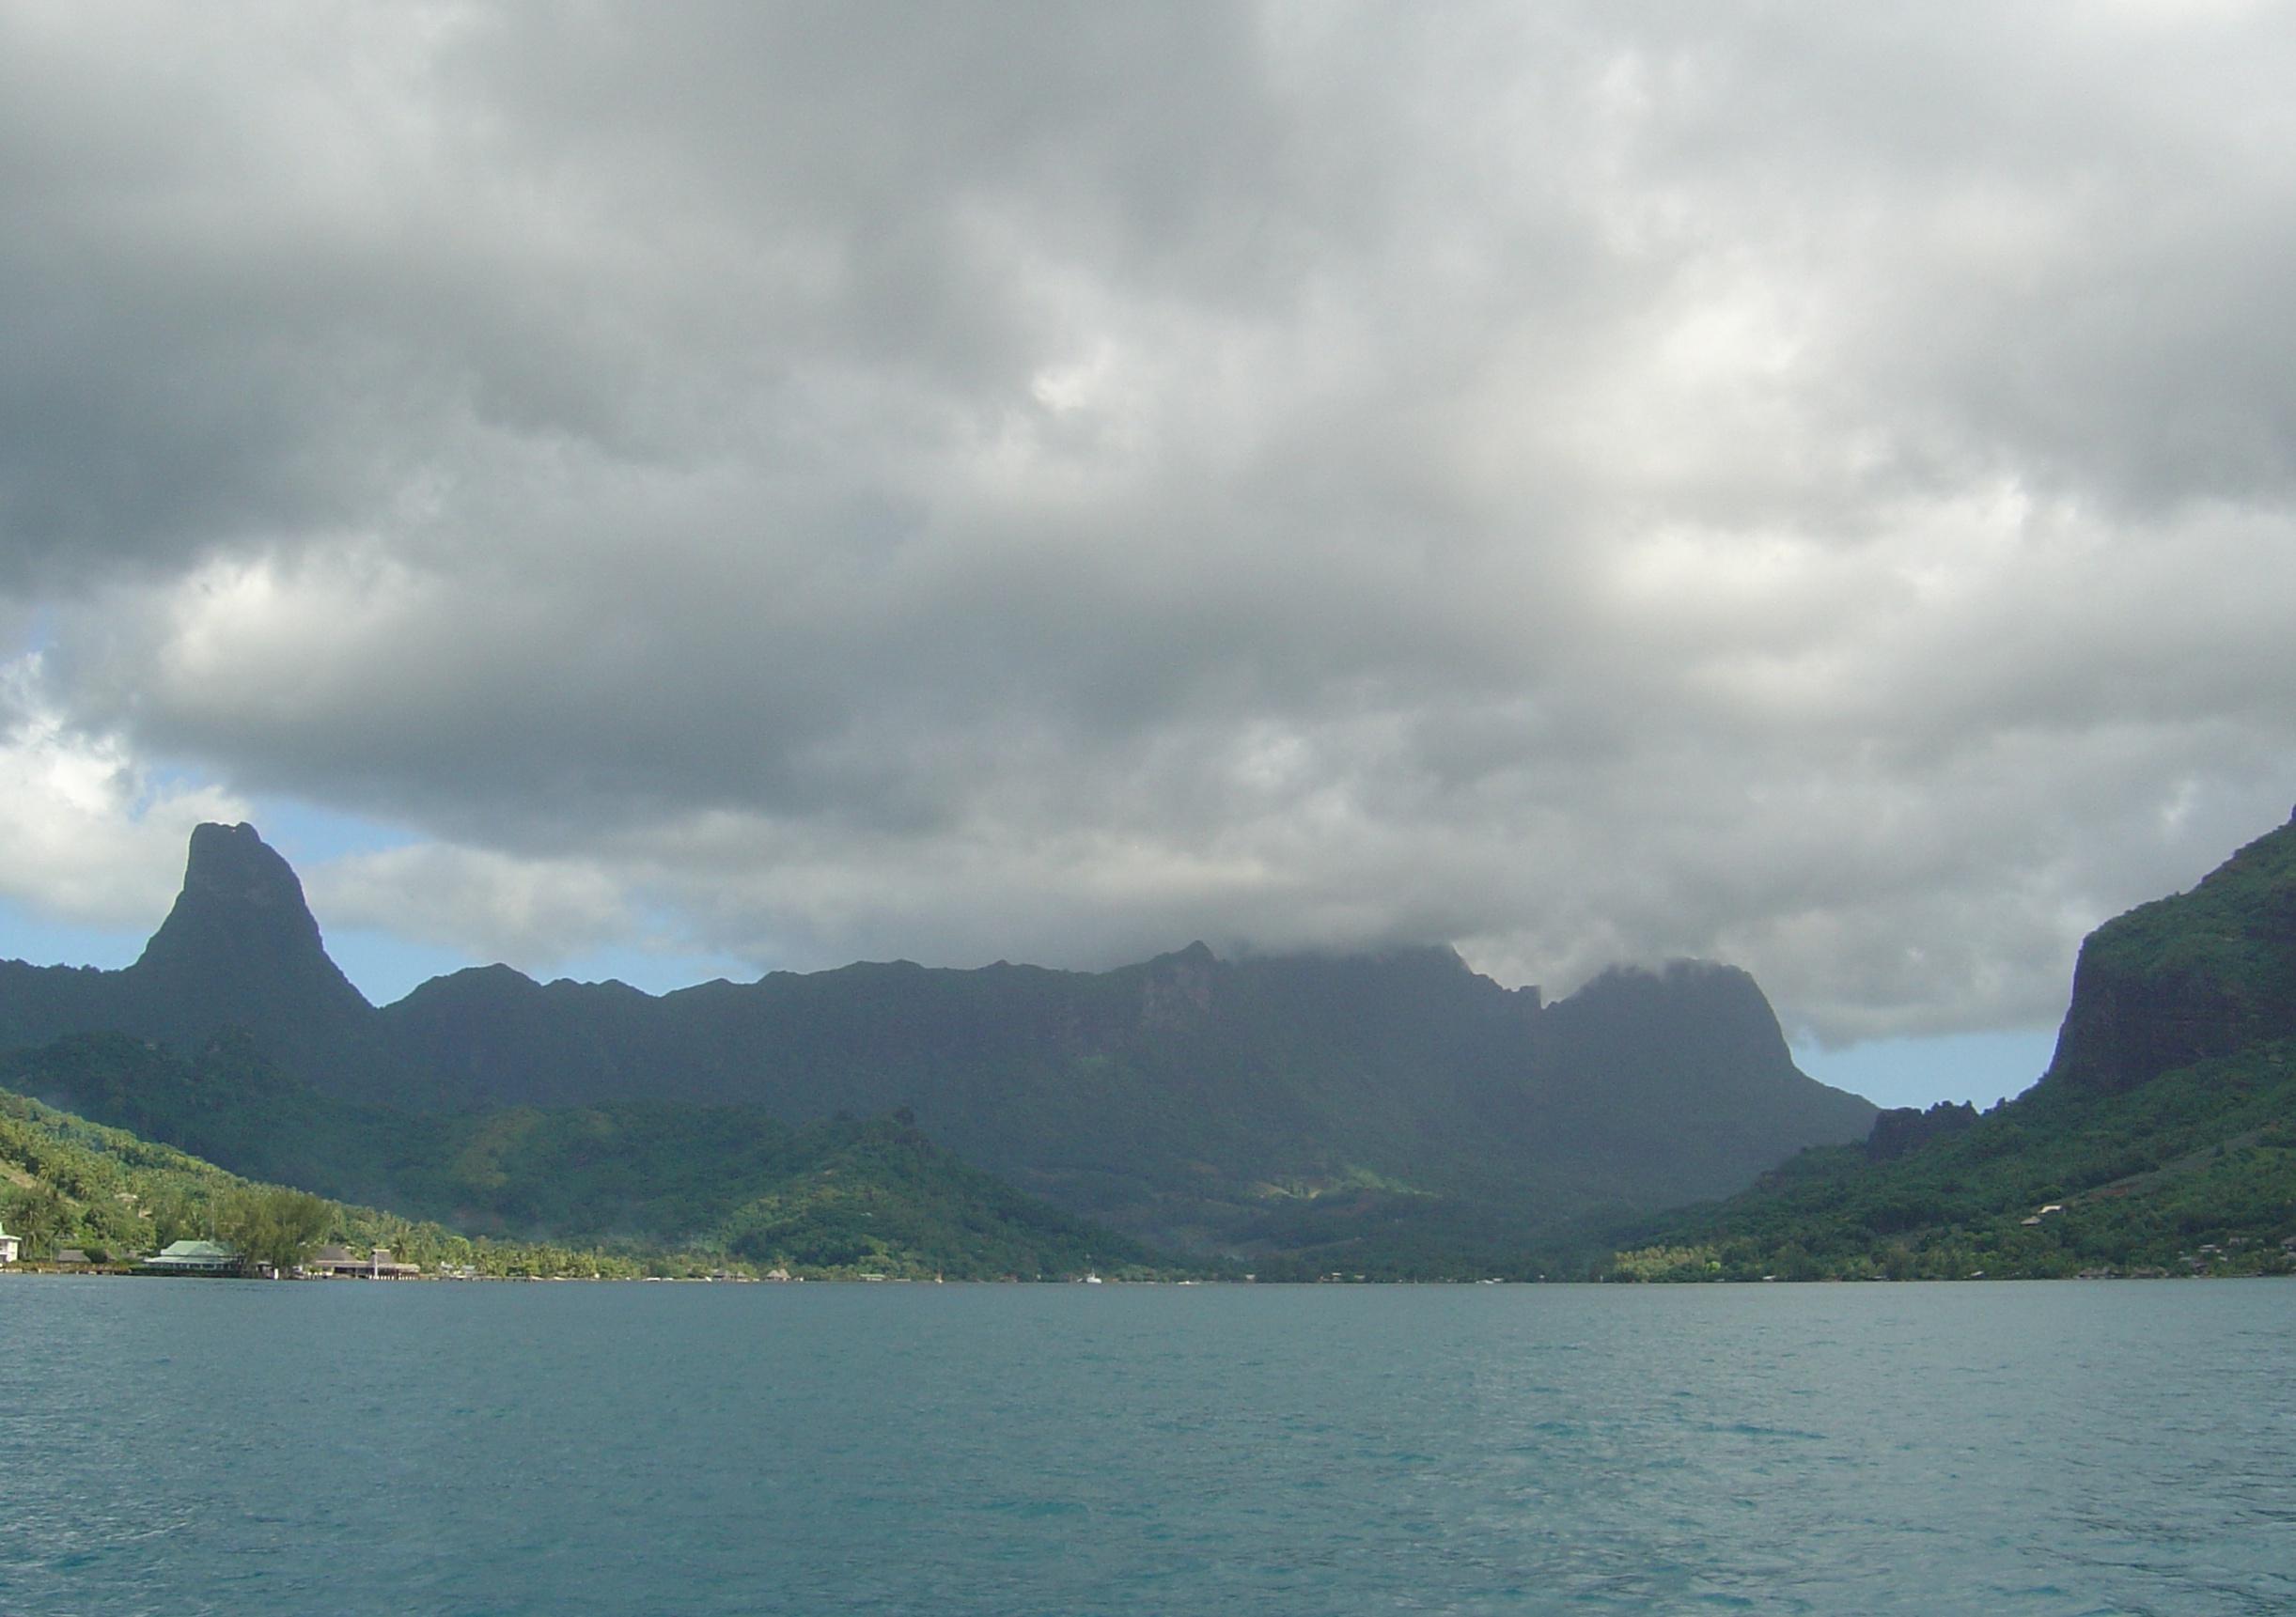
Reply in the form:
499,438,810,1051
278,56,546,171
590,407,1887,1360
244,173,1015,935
523,941,758,999
327,934,758,1008
17,603,56,657
315,927,486,1008
1791,1026,2061,1113
0,902,150,972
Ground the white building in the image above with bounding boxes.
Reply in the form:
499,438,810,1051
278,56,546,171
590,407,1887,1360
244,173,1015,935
0,1221,19,1266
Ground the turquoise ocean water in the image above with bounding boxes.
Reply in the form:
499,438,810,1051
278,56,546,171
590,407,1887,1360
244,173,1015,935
1,1277,2289,1614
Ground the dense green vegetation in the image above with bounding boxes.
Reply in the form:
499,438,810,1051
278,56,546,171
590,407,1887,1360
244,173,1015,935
2,1034,1178,1280
1603,814,2296,1282
1605,1044,2296,1280
212,1185,333,1272
0,1087,653,1277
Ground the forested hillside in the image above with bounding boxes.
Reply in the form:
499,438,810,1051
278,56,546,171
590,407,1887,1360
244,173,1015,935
0,1085,643,1278
1608,812,2296,1281
4,1033,1170,1280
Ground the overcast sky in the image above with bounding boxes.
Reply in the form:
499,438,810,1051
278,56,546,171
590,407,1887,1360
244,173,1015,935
2,2,2292,1099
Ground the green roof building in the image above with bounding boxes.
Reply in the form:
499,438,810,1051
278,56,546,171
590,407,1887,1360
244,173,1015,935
146,1239,240,1273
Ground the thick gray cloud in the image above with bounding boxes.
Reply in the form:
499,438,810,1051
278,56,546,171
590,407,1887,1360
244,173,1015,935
2,1,2294,1042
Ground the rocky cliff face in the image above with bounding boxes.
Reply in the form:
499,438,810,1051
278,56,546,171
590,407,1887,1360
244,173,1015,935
2047,954,2252,1096
2045,809,2296,1096
1865,1099,1977,1160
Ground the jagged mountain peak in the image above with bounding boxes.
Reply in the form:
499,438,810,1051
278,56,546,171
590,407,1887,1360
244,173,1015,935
181,821,305,906
118,820,376,1087
134,822,351,989
165,821,315,929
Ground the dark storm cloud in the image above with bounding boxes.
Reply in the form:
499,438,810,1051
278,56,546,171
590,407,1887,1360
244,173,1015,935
3,2,2295,1040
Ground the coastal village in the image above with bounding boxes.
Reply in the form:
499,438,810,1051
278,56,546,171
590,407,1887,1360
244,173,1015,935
0,1224,428,1280
0,1225,983,1283
0,1219,819,1282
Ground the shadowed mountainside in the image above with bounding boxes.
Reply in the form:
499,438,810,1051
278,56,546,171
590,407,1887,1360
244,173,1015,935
0,823,1876,1255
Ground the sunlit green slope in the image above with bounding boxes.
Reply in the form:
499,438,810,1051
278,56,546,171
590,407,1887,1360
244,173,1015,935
3,1032,1176,1280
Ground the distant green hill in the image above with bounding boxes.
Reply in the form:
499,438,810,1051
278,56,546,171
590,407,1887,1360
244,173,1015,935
1606,813,2296,1281
0,823,1875,1257
5,1034,1176,1280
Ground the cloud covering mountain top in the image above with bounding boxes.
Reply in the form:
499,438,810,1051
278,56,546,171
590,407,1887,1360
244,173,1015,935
3,2,2293,1044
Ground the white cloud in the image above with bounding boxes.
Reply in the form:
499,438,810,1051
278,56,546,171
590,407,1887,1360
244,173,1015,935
301,841,633,977
0,655,246,927
3,3,2295,1039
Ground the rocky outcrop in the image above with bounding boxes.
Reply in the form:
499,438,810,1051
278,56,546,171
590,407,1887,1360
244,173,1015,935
2045,952,2252,1096
2045,808,2296,1096
1866,1099,1977,1160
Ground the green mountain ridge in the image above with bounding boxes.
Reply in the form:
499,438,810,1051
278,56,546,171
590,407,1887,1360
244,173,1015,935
0,823,1877,1254
1608,811,2296,1281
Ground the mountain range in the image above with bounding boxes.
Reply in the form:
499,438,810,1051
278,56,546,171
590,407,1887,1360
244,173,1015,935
0,821,1876,1259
